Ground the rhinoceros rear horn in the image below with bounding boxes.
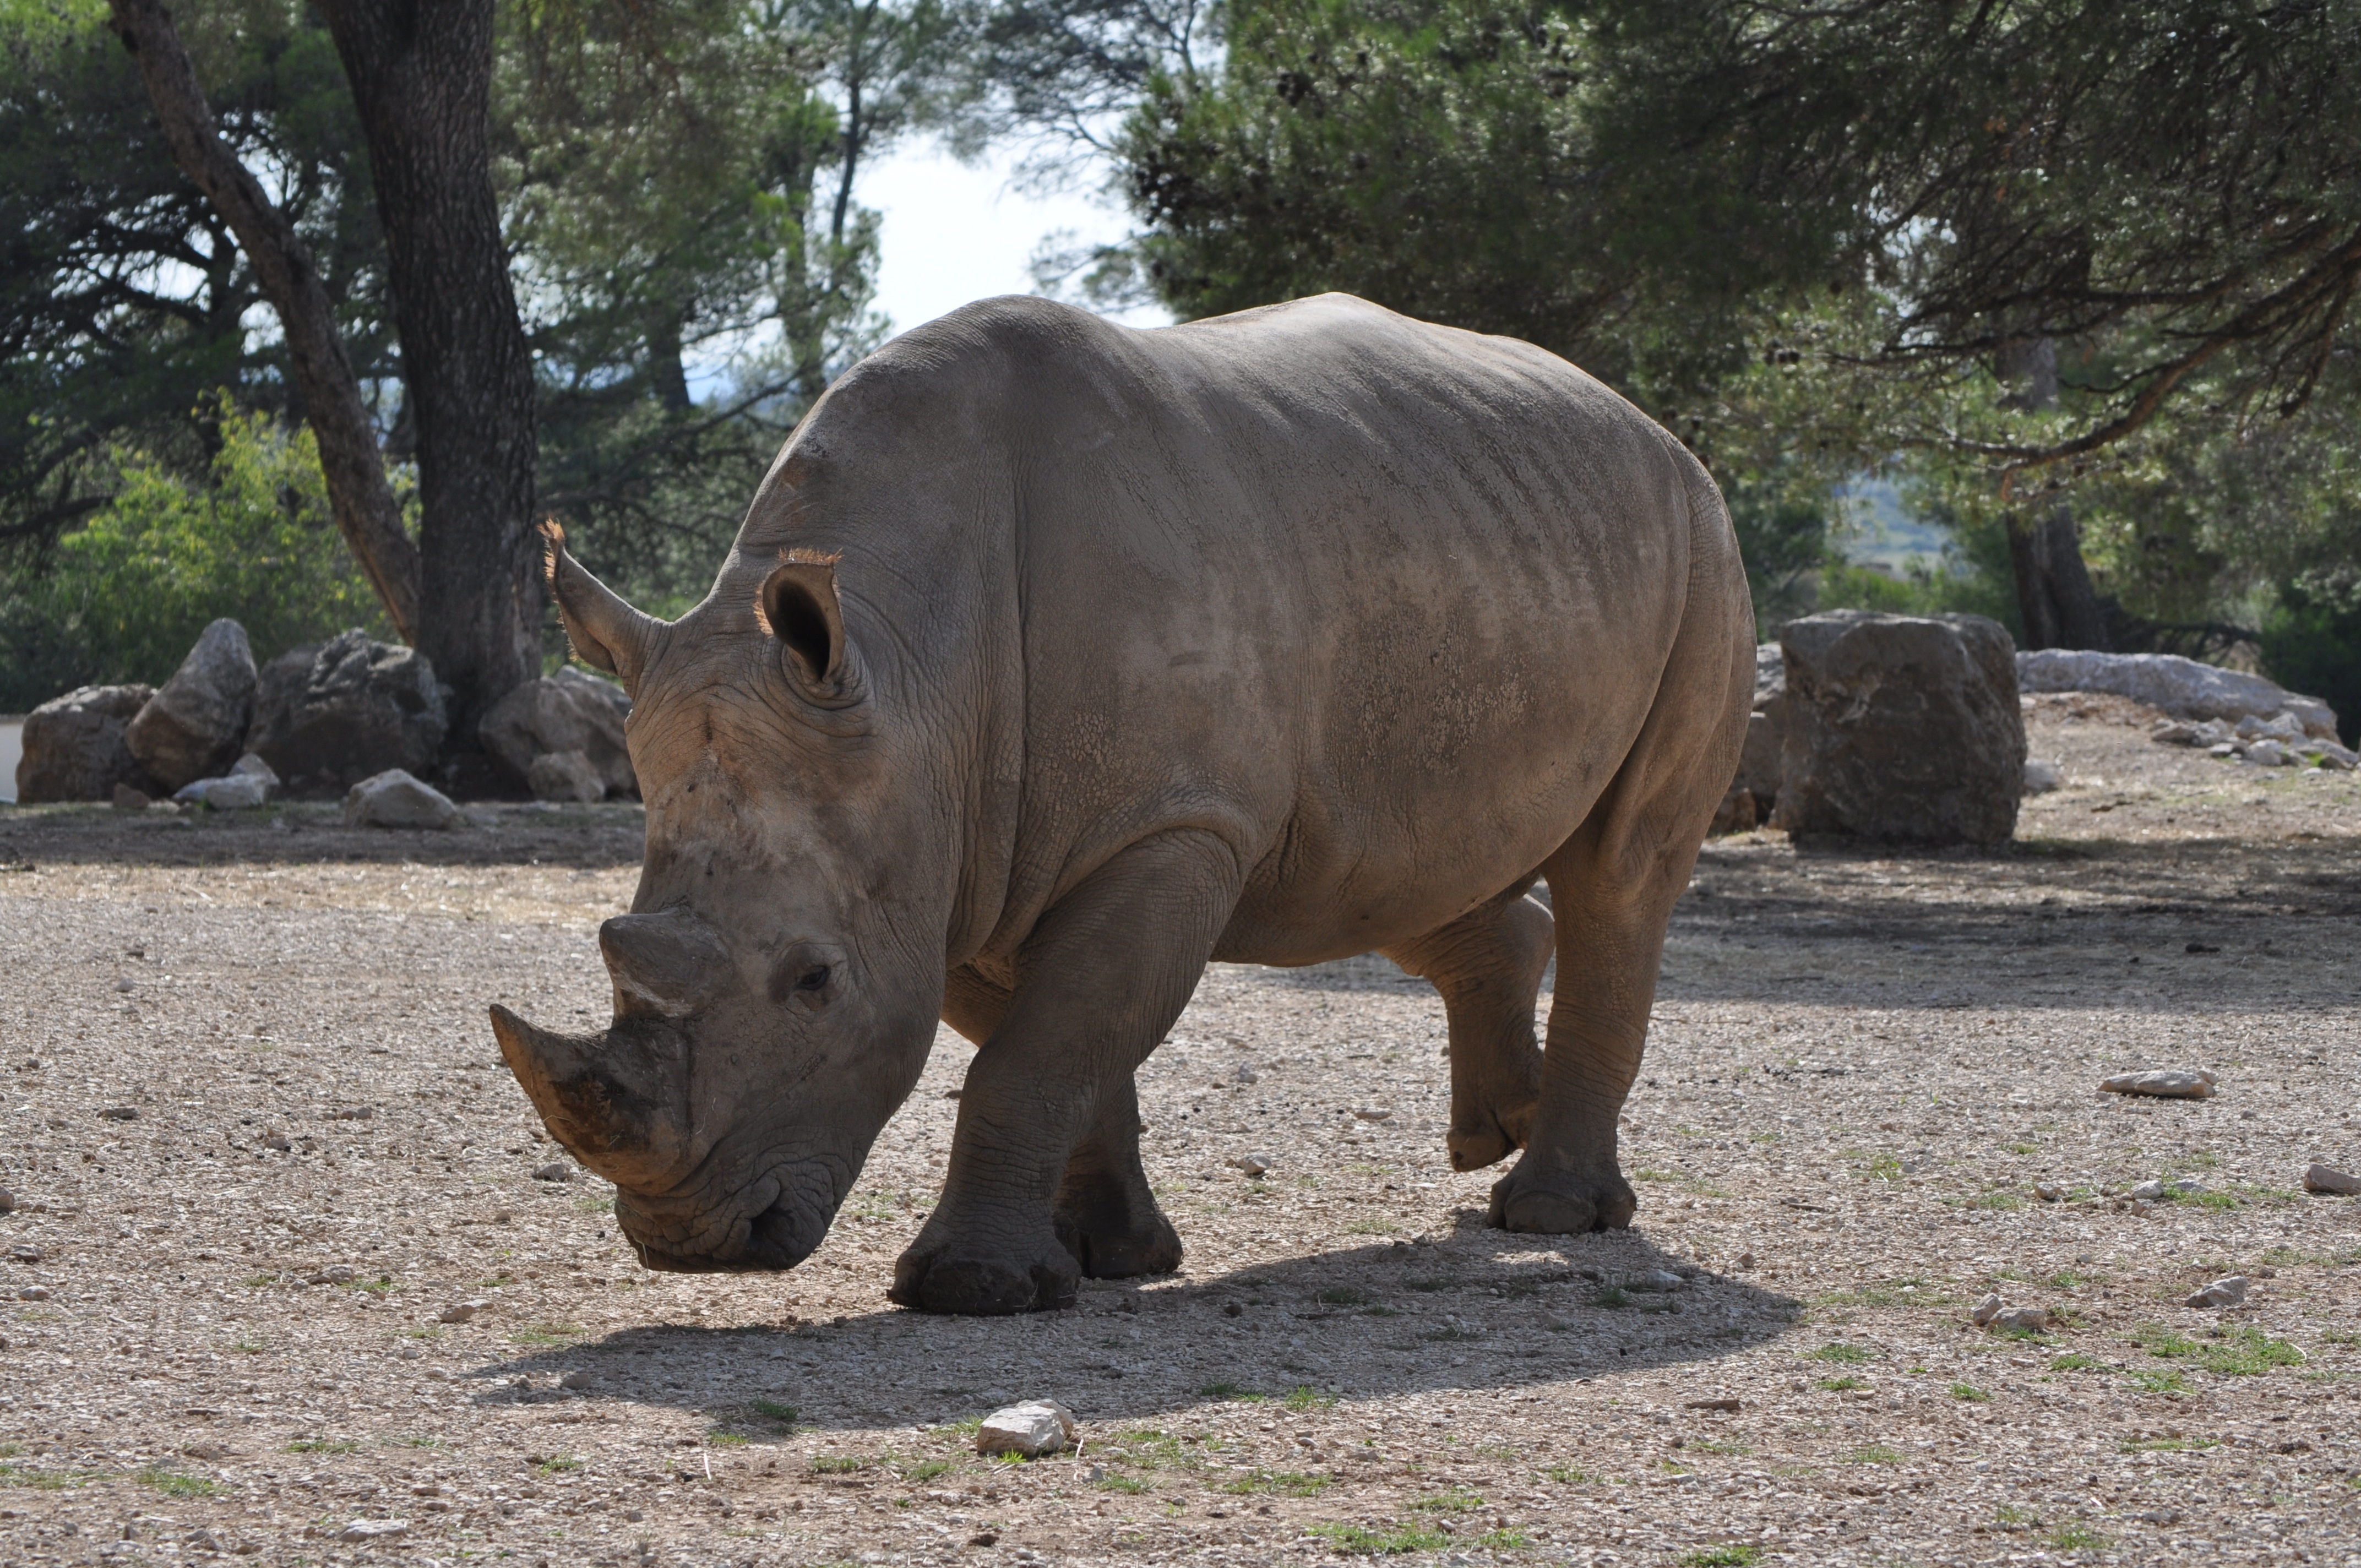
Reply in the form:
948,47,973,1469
541,519,661,691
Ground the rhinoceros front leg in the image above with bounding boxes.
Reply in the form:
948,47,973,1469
940,967,1183,1281
895,830,1239,1315
1383,890,1552,1172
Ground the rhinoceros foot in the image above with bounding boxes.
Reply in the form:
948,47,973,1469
1053,1204,1183,1280
1446,1097,1537,1173
1486,1161,1638,1234
890,1241,1080,1316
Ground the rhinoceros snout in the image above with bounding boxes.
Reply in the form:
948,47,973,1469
599,907,733,1018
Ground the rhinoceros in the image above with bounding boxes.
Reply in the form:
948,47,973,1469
491,292,1753,1315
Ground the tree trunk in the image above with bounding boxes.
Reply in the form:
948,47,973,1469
1996,336,2112,651
106,0,421,643
314,0,540,736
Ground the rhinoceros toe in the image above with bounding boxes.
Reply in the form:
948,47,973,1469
1486,1162,1638,1234
890,1246,1080,1316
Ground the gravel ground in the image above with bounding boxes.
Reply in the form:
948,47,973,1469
2,695,2357,1568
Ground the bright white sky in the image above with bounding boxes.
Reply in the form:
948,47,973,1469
862,140,1172,336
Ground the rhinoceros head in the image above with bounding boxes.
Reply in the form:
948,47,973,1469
490,522,947,1273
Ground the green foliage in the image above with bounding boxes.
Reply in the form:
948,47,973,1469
1679,1550,1761,1568
136,1467,220,1498
285,1438,362,1455
1305,1521,1452,1554
1948,1383,1990,1403
0,399,393,708
1805,1342,1870,1365
2261,575,2361,747
1223,1469,1330,1496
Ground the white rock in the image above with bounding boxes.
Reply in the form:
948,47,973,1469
437,1299,488,1324
1352,1108,1392,1123
342,768,463,830
2101,1069,2216,1099
338,1519,408,1542
2185,1275,2249,1309
2015,650,2338,737
2302,1164,2361,1195
174,771,271,810
2244,739,2292,767
2129,1180,2169,1201
1970,1292,2003,1326
1232,1063,1259,1085
1990,1305,2050,1332
2034,1182,2065,1202
2021,759,2064,795
974,1400,1076,1458
1230,1154,1272,1176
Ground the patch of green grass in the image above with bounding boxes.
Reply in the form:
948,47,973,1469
575,1196,614,1212
535,1455,582,1473
1282,1385,1336,1410
0,1464,94,1491
396,1435,443,1449
1590,1286,1634,1310
1475,1528,1530,1550
137,1468,219,1498
1305,1522,1452,1555
230,1337,267,1354
2049,1353,2102,1371
359,1276,397,1295
749,1399,798,1428
1995,1502,2037,1525
901,1458,952,1482
1814,1376,1863,1391
1632,1168,1680,1183
1408,1488,1484,1513
237,1273,277,1288
1543,1465,1596,1483
2197,1328,2304,1376
1865,1153,1903,1182
1847,1445,1904,1466
2120,1436,2217,1453
708,1430,749,1447
1224,1470,1330,1496
2183,1189,2240,1211
1679,1549,1762,1568
285,1438,361,1455
2047,1521,2110,1551
2130,1369,2190,1395
1196,1381,1253,1400
1967,1191,2025,1211
1688,1439,1751,1456
1805,1342,1870,1364
1318,1287,1373,1306
2004,1142,2038,1156
1949,1382,1990,1402
812,1454,869,1473
509,1321,581,1346
1096,1472,1151,1494
1344,1218,1400,1235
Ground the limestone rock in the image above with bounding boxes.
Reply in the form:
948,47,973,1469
2302,1164,2361,1196
530,1162,571,1183
338,1520,407,1542
526,749,605,804
2184,1275,2248,1309
175,754,276,810
249,631,447,793
2101,1069,2216,1100
2022,759,2064,795
15,683,155,802
974,1399,1076,1458
479,669,634,798
342,769,463,830
126,619,256,791
1972,1294,2048,1331
1769,611,2026,845
2017,649,2337,738
437,1299,488,1324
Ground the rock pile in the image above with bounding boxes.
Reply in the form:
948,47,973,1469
2018,649,2336,736
13,618,636,806
1768,610,2027,845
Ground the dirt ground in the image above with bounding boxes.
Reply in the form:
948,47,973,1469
3,695,2358,1568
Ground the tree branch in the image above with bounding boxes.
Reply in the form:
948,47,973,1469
106,0,421,643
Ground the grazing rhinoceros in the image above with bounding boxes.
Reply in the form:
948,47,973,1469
491,292,1753,1315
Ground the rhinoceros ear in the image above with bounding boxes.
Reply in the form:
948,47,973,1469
757,551,858,703
541,520,660,692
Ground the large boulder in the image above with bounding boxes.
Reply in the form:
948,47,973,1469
248,630,447,793
15,684,155,802
125,619,257,792
1770,609,2026,845
2017,649,2337,738
478,666,634,798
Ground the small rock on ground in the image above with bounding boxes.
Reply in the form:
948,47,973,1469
975,1400,1076,1458
2302,1163,2361,1195
2101,1068,2217,1099
2185,1275,2250,1309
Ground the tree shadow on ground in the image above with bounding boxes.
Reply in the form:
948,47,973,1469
467,1220,1799,1431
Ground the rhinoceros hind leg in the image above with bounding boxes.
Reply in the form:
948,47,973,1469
1500,545,1753,1234
1384,891,1552,1173
1053,1074,1184,1277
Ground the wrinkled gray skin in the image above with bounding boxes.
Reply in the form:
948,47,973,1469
492,293,1754,1315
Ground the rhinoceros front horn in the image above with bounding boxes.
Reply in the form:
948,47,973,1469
489,1004,695,1190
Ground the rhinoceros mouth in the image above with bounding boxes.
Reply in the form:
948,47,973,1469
616,1156,848,1273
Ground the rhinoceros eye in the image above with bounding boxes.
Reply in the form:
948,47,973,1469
795,965,831,993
